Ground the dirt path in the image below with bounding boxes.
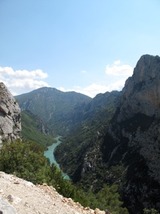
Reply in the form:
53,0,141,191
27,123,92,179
0,172,106,214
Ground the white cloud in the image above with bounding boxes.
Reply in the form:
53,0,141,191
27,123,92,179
59,60,133,98
80,60,132,98
79,84,109,97
0,66,48,79
0,66,49,95
105,60,133,76
0,60,133,97
59,79,127,98
79,80,127,97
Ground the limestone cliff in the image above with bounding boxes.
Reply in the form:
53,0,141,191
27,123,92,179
0,82,21,145
117,54,160,121
102,55,160,213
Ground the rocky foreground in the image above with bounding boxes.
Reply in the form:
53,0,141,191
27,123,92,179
0,172,107,214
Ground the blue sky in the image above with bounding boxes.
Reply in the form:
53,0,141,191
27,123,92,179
0,0,160,97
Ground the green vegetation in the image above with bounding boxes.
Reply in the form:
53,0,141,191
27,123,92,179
21,111,55,147
0,140,128,214
16,88,91,136
143,208,159,214
0,140,51,184
55,92,119,183
95,184,128,214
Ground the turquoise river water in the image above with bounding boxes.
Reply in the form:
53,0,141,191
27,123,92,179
44,136,70,180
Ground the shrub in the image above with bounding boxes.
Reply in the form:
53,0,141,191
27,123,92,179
0,140,128,213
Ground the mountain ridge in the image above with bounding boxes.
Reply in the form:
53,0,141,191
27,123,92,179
16,87,91,136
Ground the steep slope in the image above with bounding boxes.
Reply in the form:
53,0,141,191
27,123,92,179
56,54,160,213
0,82,21,144
21,110,55,147
117,54,160,121
16,87,91,136
105,55,160,213
55,91,120,187
0,171,106,214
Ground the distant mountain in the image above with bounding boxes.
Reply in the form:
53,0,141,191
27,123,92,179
55,55,160,213
16,87,91,136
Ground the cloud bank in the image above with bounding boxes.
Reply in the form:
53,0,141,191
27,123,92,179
0,60,133,98
105,60,133,76
59,79,126,98
60,60,133,98
0,66,49,95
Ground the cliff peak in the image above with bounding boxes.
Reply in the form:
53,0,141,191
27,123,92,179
117,54,160,121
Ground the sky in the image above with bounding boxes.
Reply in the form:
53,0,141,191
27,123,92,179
0,0,160,98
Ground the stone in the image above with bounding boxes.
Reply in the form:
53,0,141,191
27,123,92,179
0,197,16,214
94,208,105,214
0,82,21,144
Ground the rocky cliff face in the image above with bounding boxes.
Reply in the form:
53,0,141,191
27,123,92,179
0,82,21,145
101,55,160,213
117,55,160,121
56,54,160,213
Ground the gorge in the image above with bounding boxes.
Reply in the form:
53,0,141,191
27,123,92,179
13,54,160,213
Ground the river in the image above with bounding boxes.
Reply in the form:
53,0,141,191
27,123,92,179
44,136,70,180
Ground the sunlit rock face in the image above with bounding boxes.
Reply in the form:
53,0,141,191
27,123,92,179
117,55,160,122
0,82,21,145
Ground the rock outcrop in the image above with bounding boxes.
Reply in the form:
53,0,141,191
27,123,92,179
0,82,21,145
117,55,160,121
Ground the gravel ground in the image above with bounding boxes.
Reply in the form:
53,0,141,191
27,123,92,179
0,172,106,214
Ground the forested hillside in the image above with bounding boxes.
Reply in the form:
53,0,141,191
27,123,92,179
16,87,91,136
55,91,120,185
21,110,55,147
